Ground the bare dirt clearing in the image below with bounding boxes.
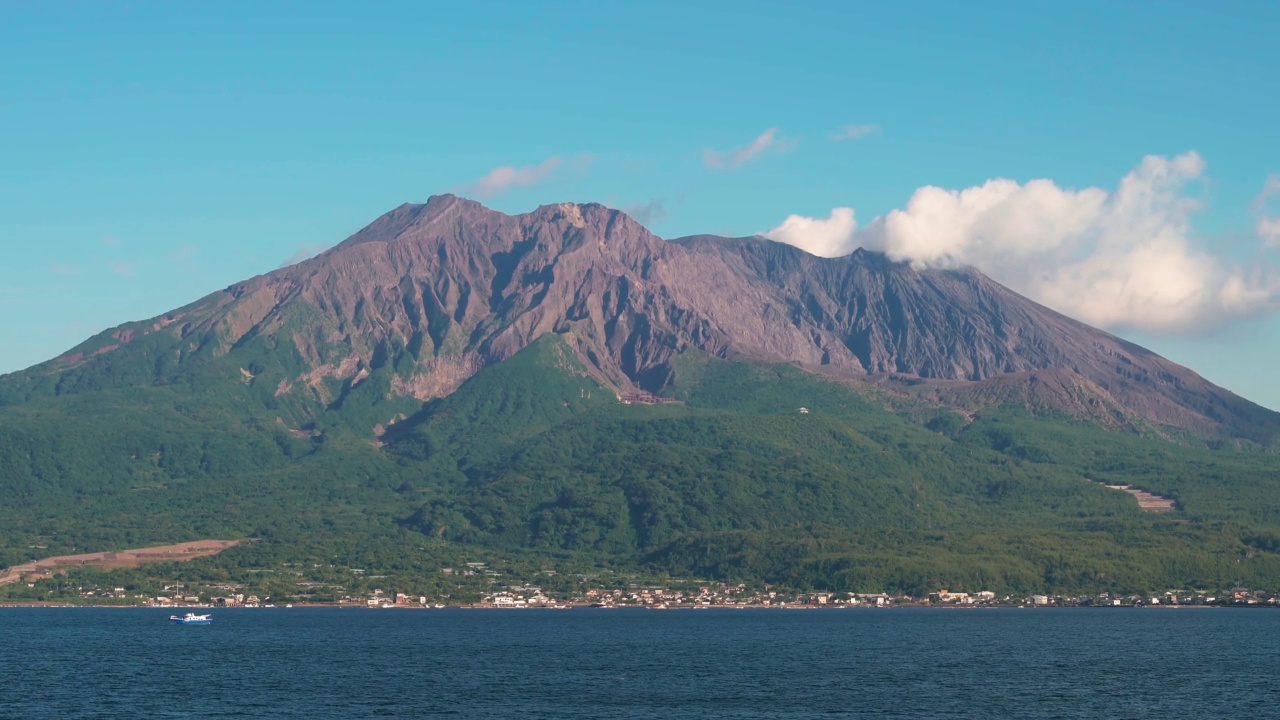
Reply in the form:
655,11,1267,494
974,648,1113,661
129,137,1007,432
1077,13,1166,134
1101,484,1178,512
0,540,243,585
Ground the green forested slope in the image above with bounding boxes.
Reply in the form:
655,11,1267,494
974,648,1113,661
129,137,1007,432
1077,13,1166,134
2,334,1279,596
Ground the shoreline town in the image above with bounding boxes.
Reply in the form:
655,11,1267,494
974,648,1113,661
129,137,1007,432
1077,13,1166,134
5,584,1280,610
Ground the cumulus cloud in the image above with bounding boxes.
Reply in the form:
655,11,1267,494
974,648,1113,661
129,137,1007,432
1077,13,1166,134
623,198,667,225
765,208,859,257
703,128,790,169
765,152,1280,334
462,154,593,198
108,260,136,277
831,124,879,141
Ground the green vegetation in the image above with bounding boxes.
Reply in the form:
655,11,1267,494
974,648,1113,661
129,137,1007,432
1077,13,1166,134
3,334,1280,599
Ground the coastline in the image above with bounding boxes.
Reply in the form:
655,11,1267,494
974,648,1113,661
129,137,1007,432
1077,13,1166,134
0,600,1250,610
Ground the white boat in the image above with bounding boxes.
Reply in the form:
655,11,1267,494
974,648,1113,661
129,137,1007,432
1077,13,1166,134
170,612,212,625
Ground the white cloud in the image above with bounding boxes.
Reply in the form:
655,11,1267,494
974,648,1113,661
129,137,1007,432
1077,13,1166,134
462,154,593,198
623,198,667,225
50,265,80,275
109,260,137,277
765,152,1280,334
466,157,560,197
280,243,332,268
764,208,859,257
1255,175,1280,248
1256,175,1280,201
831,124,879,141
1259,217,1280,247
703,128,789,169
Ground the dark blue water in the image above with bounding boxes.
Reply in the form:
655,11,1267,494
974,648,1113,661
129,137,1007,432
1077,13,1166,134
1,607,1276,718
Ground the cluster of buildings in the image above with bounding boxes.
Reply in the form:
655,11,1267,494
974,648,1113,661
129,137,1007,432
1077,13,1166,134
52,578,1280,610
584,584,779,607
573,586,969,608
1020,589,1280,607
74,585,133,601
465,585,1280,609
616,392,680,405
145,592,271,608
482,586,558,607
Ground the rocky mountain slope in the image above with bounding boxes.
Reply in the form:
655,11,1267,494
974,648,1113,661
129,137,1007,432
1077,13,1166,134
3,194,1275,442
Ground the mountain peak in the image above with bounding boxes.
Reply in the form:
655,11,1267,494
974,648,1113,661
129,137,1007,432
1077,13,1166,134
331,194,492,252
9,196,1277,443
328,196,652,258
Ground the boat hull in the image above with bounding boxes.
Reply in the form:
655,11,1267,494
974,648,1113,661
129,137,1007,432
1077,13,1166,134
170,613,212,625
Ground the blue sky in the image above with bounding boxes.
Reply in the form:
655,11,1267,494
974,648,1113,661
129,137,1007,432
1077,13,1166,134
3,1,1279,408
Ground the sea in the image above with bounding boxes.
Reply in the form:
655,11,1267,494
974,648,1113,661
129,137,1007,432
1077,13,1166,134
1,606,1275,718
